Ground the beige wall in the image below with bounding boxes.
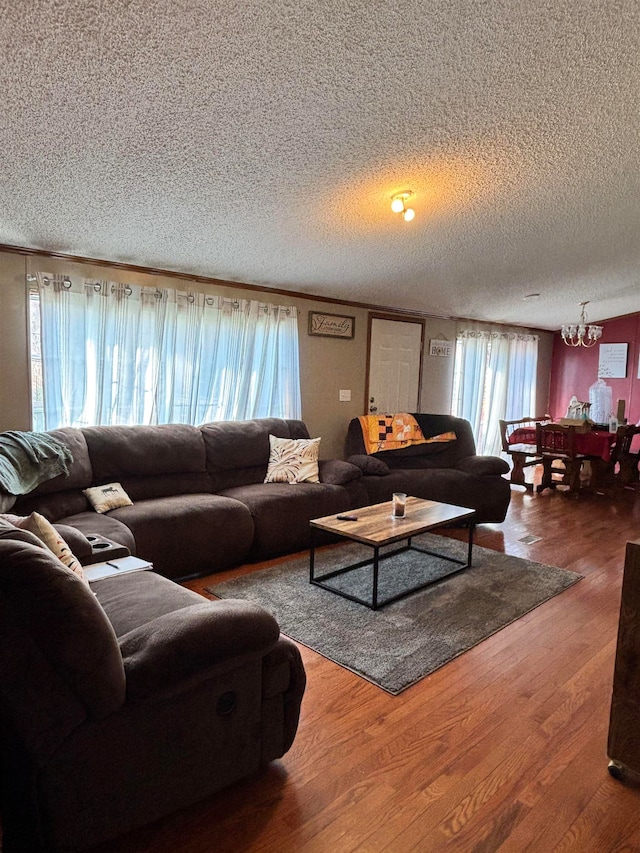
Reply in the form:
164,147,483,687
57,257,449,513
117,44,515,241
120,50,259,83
536,332,553,416
0,253,31,430
0,249,553,457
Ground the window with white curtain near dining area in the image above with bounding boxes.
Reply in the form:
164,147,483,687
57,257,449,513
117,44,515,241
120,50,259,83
30,274,302,430
451,329,538,456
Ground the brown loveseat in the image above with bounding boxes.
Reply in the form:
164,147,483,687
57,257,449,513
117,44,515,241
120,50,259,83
0,519,306,851
7,418,369,580
345,413,511,523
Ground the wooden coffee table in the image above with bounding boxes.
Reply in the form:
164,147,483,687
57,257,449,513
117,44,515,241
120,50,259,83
309,496,476,610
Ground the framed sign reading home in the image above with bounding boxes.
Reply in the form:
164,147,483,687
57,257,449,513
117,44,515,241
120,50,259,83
308,311,355,339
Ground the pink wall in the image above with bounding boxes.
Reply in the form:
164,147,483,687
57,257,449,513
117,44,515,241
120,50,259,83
549,313,640,425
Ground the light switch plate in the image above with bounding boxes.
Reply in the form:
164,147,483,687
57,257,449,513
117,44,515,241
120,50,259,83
339,389,351,402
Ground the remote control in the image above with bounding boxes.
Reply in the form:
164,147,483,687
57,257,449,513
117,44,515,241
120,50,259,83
337,514,358,521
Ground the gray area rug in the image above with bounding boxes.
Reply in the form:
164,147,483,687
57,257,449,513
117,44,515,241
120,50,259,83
208,534,583,695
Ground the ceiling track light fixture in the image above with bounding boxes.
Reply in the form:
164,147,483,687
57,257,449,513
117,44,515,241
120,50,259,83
561,301,603,348
391,191,415,222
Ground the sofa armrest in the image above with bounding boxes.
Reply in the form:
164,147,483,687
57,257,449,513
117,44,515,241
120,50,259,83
262,635,307,759
318,459,362,485
456,455,510,476
120,600,280,700
52,524,94,563
347,454,391,476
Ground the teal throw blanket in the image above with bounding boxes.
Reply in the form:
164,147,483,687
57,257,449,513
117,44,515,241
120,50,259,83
0,431,73,496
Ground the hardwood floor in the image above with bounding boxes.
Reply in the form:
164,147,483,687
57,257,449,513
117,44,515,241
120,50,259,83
96,478,640,853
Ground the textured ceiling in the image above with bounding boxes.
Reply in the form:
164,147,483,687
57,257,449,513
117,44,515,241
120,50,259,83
1,0,639,330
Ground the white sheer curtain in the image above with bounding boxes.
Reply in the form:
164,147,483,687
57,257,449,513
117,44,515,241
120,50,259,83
36,274,301,428
452,329,538,455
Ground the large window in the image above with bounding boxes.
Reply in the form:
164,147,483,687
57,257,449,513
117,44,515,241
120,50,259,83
30,274,301,429
451,329,538,456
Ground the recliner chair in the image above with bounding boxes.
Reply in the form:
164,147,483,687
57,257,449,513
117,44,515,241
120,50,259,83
0,519,306,851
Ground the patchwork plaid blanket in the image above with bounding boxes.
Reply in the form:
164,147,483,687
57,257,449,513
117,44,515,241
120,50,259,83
358,413,456,455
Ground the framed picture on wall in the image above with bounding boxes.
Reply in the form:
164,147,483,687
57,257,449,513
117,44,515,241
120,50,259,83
308,311,355,339
598,343,628,379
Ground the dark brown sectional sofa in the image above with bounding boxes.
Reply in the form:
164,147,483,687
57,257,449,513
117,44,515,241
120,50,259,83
10,417,369,580
3,414,511,581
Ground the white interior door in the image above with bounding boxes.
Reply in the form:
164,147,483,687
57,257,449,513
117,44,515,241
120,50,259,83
367,318,423,414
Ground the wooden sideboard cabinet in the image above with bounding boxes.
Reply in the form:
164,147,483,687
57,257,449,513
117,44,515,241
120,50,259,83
608,538,640,784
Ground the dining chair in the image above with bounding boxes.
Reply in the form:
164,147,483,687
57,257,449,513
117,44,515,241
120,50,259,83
535,423,587,495
615,424,640,488
498,414,551,490
596,424,640,495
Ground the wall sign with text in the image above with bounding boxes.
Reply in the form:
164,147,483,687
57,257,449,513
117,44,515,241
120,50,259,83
598,343,628,379
429,339,453,357
308,312,355,339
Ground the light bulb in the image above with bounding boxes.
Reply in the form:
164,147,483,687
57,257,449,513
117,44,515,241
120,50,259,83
391,197,405,213
403,207,415,222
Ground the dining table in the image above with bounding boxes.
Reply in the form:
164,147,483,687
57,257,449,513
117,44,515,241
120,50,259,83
508,426,617,463
508,425,620,493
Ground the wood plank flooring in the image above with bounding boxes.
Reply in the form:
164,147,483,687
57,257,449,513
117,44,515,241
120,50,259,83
94,478,640,853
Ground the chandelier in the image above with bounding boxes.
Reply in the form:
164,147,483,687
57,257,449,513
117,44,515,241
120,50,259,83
561,301,603,348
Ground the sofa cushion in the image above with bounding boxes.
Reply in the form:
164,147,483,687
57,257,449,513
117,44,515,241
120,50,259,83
91,570,205,636
0,533,126,719
264,435,321,484
218,481,368,559
201,418,310,489
13,489,91,523
107,494,255,579
82,424,207,481
118,472,214,501
202,418,310,470
27,427,93,495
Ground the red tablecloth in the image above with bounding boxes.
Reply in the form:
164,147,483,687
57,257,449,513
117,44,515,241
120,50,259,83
509,427,616,462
